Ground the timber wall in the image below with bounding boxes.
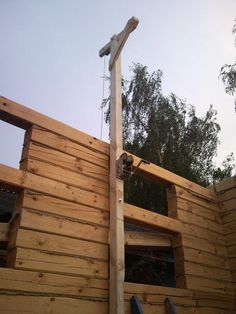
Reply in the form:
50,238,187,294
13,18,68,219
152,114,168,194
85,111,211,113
215,177,236,293
0,96,235,313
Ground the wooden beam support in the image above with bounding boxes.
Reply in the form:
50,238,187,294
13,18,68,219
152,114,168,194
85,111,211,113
100,17,139,314
125,231,171,248
124,203,181,234
0,96,108,155
0,223,9,242
129,153,218,202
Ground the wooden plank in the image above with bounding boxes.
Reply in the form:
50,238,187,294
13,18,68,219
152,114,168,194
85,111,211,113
0,96,109,155
22,190,109,227
0,164,109,211
24,126,109,169
124,281,192,297
192,291,235,309
180,234,228,257
183,247,231,270
0,295,108,314
124,202,181,234
177,208,224,234
185,274,235,295
184,261,233,282
22,141,108,182
214,176,236,193
180,221,225,245
9,247,108,279
130,153,218,202
224,233,236,246
223,220,236,235
124,231,171,248
166,185,178,219
125,292,196,306
0,223,9,241
20,208,108,244
176,198,220,222
220,198,236,211
124,203,225,245
20,158,108,197
228,245,236,256
175,186,220,213
9,228,108,261
221,210,236,224
217,187,236,202
0,268,108,299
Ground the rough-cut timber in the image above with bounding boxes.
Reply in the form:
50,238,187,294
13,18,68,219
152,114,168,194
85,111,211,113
0,97,236,313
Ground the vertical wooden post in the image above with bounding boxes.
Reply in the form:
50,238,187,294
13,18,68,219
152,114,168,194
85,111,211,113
99,17,139,314
109,35,124,314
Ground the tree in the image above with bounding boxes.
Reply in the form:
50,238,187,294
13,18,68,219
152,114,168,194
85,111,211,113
105,63,235,214
220,21,236,110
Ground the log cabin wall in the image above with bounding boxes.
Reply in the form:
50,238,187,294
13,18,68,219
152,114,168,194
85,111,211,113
168,185,234,295
0,96,235,313
214,177,236,292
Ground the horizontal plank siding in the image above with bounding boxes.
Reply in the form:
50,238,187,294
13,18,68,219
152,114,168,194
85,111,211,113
21,190,109,227
20,208,108,245
9,247,108,279
9,229,108,261
0,164,109,211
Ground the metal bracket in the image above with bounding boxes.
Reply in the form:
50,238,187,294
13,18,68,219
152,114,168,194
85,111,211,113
116,153,150,180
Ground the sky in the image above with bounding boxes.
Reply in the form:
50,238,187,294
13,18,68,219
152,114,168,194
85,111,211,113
0,0,235,169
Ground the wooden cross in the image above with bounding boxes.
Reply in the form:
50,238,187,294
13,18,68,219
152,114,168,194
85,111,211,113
99,17,139,314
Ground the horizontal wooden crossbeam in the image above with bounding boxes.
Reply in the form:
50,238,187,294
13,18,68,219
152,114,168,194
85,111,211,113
125,231,171,248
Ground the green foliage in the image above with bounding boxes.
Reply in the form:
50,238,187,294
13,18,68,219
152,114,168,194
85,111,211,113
105,63,235,214
220,20,236,110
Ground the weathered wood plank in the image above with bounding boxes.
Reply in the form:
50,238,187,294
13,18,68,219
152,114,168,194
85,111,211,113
0,96,109,155
223,220,236,235
22,191,109,227
224,233,236,246
20,158,108,197
0,164,109,211
24,126,109,169
184,261,233,282
220,198,236,211
130,154,218,202
177,208,224,234
221,210,236,224
180,234,228,257
175,186,219,212
22,141,108,182
0,223,9,241
124,202,181,234
0,295,108,314
124,231,171,248
9,229,108,261
0,268,108,299
9,247,108,279
186,274,235,295
183,247,231,270
124,203,225,245
20,208,108,244
192,290,235,309
176,198,220,222
217,187,236,202
214,176,236,193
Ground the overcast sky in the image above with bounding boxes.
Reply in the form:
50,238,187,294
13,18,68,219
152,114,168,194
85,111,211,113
0,0,235,168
